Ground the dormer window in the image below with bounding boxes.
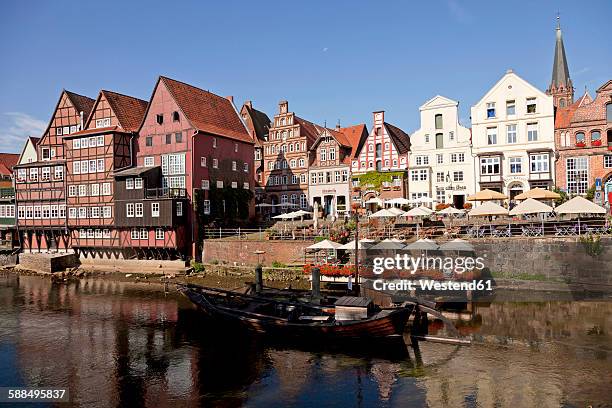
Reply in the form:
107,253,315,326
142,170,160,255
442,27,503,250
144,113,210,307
156,114,164,125
526,98,537,113
172,111,180,122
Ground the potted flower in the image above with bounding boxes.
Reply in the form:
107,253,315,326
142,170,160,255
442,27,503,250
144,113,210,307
592,139,602,147
575,141,586,148
608,142,612,151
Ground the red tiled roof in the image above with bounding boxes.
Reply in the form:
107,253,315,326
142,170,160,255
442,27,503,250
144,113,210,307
65,91,95,118
102,90,148,132
294,116,321,146
29,136,40,146
66,126,120,138
339,124,368,157
160,76,252,143
241,102,271,146
0,153,19,175
555,92,591,128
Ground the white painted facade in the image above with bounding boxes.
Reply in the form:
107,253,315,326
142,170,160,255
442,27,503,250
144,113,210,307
18,138,39,165
409,95,475,208
471,70,555,201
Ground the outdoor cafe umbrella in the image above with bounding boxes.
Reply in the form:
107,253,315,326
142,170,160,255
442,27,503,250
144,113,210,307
386,207,406,216
338,240,373,250
369,208,399,218
467,189,508,201
468,201,508,217
364,197,384,206
439,238,474,252
406,238,439,251
386,197,411,206
509,198,554,234
514,187,560,201
555,196,606,233
403,206,431,237
418,205,434,214
306,239,342,262
370,239,406,250
438,206,464,215
255,203,273,208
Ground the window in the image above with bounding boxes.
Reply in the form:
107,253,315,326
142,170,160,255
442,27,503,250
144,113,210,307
436,189,445,203
172,111,180,122
329,148,336,161
300,194,308,209
437,154,443,164
41,148,50,160
78,208,86,219
526,97,536,113
424,134,430,143
87,229,94,238
146,136,153,146
201,179,209,190
57,127,63,136
435,114,443,129
91,207,100,218
566,157,589,194
527,123,538,142
449,131,454,141
203,200,210,214
231,181,238,188
50,205,58,219
97,135,104,146
29,168,38,181
90,184,100,196
88,160,96,173
243,182,249,189
435,133,443,149
487,127,497,145
212,137,217,148
607,104,612,122
152,202,159,217
126,178,134,189
604,155,612,168
575,132,585,144
95,118,111,128
451,153,457,163
231,161,237,171
453,171,464,182
68,208,77,219
436,172,445,182
176,202,183,216
59,205,66,218
102,207,111,218
234,143,238,153
509,157,522,174
17,169,26,182
73,138,80,149
320,148,326,161
145,156,155,167
94,229,102,239
156,228,164,240
506,100,516,116
103,229,110,239
458,153,465,162
135,203,143,217
102,183,111,195
156,114,163,125
375,143,382,158
26,206,34,219
97,159,104,172
212,159,218,169
410,169,427,181
507,124,517,143
530,154,549,173
134,178,143,189
41,167,50,181
68,185,77,197
131,229,139,240
126,203,134,217
42,206,50,219
486,102,496,118
54,166,63,180
73,162,80,174
243,163,249,173
591,131,601,144
480,157,500,175
138,228,147,240
82,138,89,148
166,134,172,144
300,173,306,183
78,184,87,197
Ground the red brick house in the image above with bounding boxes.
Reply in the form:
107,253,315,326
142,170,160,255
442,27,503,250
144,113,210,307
261,100,320,213
239,101,271,204
14,90,95,252
135,76,254,257
554,81,612,202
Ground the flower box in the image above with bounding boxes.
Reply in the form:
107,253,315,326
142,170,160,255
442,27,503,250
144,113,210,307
575,141,586,148
592,139,602,147
608,143,612,151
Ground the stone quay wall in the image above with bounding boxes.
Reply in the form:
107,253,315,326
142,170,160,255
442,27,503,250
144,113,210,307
203,237,612,284
18,253,79,273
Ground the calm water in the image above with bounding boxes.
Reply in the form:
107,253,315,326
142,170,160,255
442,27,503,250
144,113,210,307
1,273,611,408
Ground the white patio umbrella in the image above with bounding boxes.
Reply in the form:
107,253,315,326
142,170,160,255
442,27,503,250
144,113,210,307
406,238,439,251
468,201,508,217
555,196,606,233
370,239,406,250
386,197,411,206
438,206,464,215
307,239,342,250
338,240,373,250
439,238,474,252
418,205,434,214
272,212,296,220
509,198,554,234
255,203,273,208
369,208,399,218
415,196,437,204
403,207,431,237
364,197,384,206
386,207,406,216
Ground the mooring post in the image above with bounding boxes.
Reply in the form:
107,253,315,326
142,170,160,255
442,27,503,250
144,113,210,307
255,264,263,293
311,266,321,303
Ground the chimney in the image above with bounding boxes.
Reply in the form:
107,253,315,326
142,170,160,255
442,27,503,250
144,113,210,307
373,110,385,125
244,100,252,109
226,95,234,104
279,100,288,114
335,119,341,131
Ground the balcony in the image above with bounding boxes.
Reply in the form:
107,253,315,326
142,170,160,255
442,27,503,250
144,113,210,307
145,188,187,199
0,188,14,200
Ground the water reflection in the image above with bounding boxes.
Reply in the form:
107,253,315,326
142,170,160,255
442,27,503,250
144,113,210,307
0,274,610,407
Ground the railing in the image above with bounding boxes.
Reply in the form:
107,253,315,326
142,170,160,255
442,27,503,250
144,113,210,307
0,188,14,199
203,227,328,241
145,188,186,199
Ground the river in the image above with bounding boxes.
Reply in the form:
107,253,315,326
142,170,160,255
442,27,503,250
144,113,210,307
0,273,610,407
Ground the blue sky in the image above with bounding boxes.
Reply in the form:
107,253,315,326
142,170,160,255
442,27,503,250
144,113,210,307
0,0,610,153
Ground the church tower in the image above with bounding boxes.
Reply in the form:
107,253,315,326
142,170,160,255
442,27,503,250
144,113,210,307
546,16,574,108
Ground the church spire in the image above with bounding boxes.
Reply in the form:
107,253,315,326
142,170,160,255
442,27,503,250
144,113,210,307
547,15,574,108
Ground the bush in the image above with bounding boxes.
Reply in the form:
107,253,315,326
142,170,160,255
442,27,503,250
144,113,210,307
463,202,473,209
190,260,205,273
436,203,451,211
271,260,286,268
579,234,604,257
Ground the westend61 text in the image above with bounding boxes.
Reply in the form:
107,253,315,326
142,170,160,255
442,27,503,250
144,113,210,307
373,279,493,292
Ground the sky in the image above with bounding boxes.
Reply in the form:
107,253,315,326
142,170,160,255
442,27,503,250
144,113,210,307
0,0,610,153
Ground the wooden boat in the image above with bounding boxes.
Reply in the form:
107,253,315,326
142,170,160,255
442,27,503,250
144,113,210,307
177,284,414,341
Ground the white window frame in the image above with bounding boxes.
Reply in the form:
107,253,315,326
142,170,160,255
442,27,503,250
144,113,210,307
152,202,160,217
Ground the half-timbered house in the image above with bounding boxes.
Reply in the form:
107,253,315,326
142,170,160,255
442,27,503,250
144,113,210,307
63,90,148,258
240,101,271,207
14,90,95,252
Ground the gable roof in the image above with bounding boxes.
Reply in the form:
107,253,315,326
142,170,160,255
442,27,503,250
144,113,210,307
241,102,271,146
294,116,321,145
148,76,251,143
0,153,19,175
101,90,148,132
473,71,548,108
384,122,411,154
17,137,40,165
42,90,95,137
420,95,458,110
340,124,369,158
